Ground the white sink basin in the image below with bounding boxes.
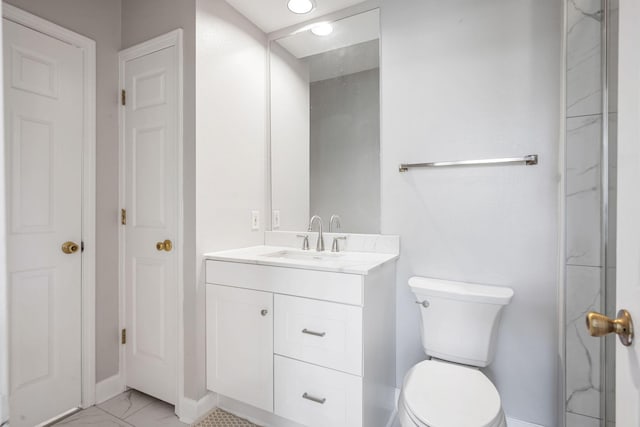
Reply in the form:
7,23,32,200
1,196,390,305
262,250,344,261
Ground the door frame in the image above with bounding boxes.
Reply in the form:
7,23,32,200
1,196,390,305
118,29,184,415
2,4,97,409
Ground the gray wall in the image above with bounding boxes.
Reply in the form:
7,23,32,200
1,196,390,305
310,68,380,234
4,0,123,383
379,0,561,425
121,0,198,399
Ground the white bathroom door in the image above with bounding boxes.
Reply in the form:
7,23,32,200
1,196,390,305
3,19,83,427
122,43,179,405
615,0,640,423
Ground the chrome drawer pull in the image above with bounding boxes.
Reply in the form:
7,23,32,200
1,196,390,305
302,392,326,404
302,328,326,337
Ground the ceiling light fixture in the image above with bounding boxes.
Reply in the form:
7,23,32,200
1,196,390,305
287,0,315,14
311,22,333,36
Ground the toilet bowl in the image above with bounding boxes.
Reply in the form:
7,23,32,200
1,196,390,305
399,277,513,427
398,360,506,427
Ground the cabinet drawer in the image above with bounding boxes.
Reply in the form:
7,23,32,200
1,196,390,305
274,294,362,375
274,355,362,427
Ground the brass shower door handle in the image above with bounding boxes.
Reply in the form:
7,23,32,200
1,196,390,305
156,239,173,252
586,309,634,346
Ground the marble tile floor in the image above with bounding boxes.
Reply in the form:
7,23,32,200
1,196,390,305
52,390,188,427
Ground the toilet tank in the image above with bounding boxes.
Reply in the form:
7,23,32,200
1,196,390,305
409,277,514,367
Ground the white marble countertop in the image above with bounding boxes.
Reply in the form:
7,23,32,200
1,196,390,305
203,245,399,275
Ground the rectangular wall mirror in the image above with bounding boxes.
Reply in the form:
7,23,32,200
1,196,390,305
269,8,381,234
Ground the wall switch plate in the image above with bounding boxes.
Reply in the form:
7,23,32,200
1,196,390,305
272,210,280,229
251,210,260,230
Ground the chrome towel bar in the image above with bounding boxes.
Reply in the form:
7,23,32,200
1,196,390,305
399,154,538,172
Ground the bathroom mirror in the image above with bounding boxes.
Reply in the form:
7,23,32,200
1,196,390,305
269,8,380,234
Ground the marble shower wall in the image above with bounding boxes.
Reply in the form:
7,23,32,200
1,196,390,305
566,0,603,118
565,0,618,426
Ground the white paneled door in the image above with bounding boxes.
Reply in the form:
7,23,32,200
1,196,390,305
3,19,83,427
122,45,178,405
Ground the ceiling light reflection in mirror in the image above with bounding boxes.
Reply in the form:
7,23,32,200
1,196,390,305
276,8,378,59
311,22,334,36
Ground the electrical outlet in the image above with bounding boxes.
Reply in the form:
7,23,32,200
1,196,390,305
272,210,281,229
251,210,260,230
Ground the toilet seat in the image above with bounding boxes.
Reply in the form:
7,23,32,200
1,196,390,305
400,360,504,427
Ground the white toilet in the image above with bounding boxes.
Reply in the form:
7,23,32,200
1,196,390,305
398,277,514,427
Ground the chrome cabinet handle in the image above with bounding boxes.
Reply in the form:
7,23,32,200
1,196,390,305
261,309,268,316
302,392,326,404
302,328,326,337
415,300,430,308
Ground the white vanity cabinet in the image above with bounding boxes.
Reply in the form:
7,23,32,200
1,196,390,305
204,245,397,427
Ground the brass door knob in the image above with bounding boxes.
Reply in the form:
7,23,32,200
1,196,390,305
156,239,173,252
586,309,634,346
61,241,80,254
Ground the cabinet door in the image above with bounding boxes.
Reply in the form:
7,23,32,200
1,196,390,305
206,284,273,412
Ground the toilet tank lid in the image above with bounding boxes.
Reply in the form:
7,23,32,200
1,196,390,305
409,277,514,305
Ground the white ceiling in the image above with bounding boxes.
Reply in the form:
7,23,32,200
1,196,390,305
224,0,369,33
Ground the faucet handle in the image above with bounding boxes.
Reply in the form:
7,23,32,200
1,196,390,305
297,234,310,251
329,214,342,232
331,236,347,253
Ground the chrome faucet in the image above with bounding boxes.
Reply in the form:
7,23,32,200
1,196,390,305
308,215,325,252
329,214,341,232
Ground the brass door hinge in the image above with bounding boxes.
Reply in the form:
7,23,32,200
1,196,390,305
121,89,126,106
121,208,127,225
121,328,126,344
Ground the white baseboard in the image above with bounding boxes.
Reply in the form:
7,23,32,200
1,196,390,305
506,418,544,427
95,374,125,404
218,395,303,427
178,392,217,424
